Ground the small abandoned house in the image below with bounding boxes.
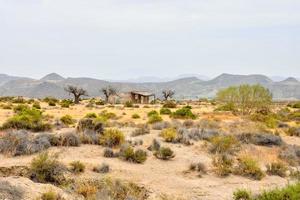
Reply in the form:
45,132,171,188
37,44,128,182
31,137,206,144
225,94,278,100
129,91,155,104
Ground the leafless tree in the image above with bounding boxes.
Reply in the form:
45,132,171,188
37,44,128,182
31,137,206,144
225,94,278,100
101,85,117,102
65,85,88,104
162,90,175,101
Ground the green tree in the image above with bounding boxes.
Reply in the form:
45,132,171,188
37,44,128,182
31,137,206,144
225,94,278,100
216,84,272,115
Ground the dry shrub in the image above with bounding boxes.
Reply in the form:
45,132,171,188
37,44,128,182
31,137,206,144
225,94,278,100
234,155,265,180
266,161,288,177
99,129,125,147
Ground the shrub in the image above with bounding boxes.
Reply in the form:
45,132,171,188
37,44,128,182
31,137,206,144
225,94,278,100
85,113,98,119
131,126,150,137
237,133,283,146
30,152,66,185
147,139,161,152
59,132,81,147
70,161,85,174
250,113,279,128
209,135,239,154
171,107,196,119
147,110,158,117
60,99,73,108
163,101,177,108
60,115,75,126
152,121,171,130
76,118,104,134
93,163,110,173
99,111,117,120
103,148,115,158
183,119,194,128
189,162,207,176
154,147,175,160
40,190,62,200
13,104,30,113
99,129,125,147
148,114,163,124
279,145,300,166
212,154,234,177
118,145,147,164
1,107,52,132
233,189,251,200
43,97,59,104
266,161,288,177
124,101,133,107
291,102,300,109
32,102,41,109
235,156,265,180
215,102,236,112
255,182,300,200
160,128,177,142
160,108,172,115
287,127,300,137
132,113,140,119
48,101,56,106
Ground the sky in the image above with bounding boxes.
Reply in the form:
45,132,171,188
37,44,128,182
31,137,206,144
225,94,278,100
0,0,299,80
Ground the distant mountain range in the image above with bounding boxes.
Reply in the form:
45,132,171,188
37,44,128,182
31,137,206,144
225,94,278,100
0,73,299,100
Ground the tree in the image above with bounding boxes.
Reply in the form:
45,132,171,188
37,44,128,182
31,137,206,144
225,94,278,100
65,85,88,104
216,84,272,115
101,86,117,103
162,90,175,101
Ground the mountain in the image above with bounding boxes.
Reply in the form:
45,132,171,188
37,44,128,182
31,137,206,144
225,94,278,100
0,73,299,100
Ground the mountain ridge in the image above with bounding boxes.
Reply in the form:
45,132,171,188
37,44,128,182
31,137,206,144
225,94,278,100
0,73,299,100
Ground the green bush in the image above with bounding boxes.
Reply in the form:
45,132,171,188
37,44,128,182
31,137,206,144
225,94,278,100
163,101,177,108
70,161,85,174
160,108,172,115
235,156,265,180
85,113,98,119
13,104,30,113
48,101,56,106
99,129,125,147
60,115,75,126
43,97,59,104
215,102,236,112
124,101,133,107
209,135,239,154
30,152,66,185
171,107,196,119
60,99,73,108
132,113,140,119
147,110,158,117
250,113,279,128
40,190,61,200
233,189,251,200
266,161,288,177
119,145,147,164
154,147,175,160
148,114,163,124
1,107,52,132
160,128,177,142
32,102,41,109
286,127,300,136
290,102,300,109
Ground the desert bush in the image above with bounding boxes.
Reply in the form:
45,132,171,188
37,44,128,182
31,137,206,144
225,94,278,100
148,114,163,124
99,110,117,120
43,97,59,104
124,101,133,107
32,102,41,109
216,84,272,115
60,115,76,126
237,133,283,146
154,147,175,160
255,182,300,200
30,152,66,185
1,103,13,110
0,131,51,156
233,189,251,200
103,148,116,158
40,190,62,200
12,97,26,104
266,161,288,177
209,135,239,154
189,162,207,177
183,119,194,128
160,108,172,115
48,101,56,106
132,126,150,137
70,161,85,174
132,113,140,119
76,118,104,134
99,129,125,147
59,132,81,147
163,101,177,108
279,145,300,166
171,107,196,119
147,110,158,117
250,113,279,128
13,104,30,113
60,99,73,108
147,139,161,152
85,113,98,119
289,101,300,109
215,102,237,112
1,107,52,132
212,154,234,177
118,145,147,164
93,163,110,173
286,127,300,137
160,128,177,142
235,156,265,180
288,111,300,121
152,121,171,130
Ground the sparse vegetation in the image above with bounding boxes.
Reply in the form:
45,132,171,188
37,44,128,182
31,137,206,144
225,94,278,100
234,156,265,180
160,128,177,142
99,128,125,147
171,106,196,119
60,115,75,126
70,161,85,174
154,147,175,160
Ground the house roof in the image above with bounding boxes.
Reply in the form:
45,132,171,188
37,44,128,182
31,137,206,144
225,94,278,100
130,91,155,96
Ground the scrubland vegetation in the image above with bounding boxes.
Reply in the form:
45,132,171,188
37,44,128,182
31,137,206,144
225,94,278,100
0,84,300,199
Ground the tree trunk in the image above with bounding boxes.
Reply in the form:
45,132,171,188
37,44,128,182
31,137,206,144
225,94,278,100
74,95,80,104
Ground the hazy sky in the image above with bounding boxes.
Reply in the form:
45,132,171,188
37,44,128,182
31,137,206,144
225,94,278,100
0,0,299,79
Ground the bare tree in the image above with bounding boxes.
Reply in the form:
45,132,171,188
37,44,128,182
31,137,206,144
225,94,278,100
162,90,175,101
101,85,117,102
65,85,88,104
